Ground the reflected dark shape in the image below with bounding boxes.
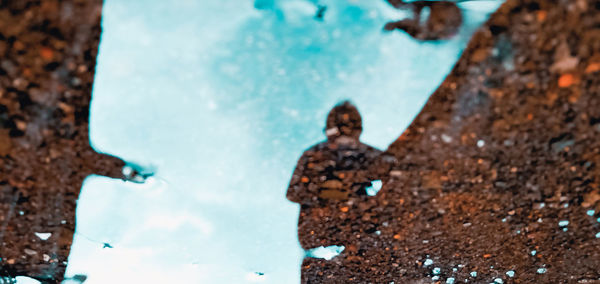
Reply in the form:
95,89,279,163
298,0,600,282
315,5,327,21
286,101,395,282
0,1,129,282
384,0,463,41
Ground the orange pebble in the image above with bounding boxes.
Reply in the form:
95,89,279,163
483,254,492,258
536,10,547,22
585,62,600,74
393,234,401,240
40,47,54,60
340,206,349,213
300,176,309,183
558,74,575,88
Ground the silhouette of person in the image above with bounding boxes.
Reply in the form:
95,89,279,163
287,101,396,277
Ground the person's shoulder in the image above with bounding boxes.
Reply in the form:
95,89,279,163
297,141,328,159
306,141,329,152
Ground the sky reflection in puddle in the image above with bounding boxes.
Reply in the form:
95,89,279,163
61,0,502,283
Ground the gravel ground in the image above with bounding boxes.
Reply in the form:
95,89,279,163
300,0,600,283
1,0,600,283
0,1,124,282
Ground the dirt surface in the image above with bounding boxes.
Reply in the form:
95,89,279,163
0,1,124,283
1,0,600,283
298,0,600,283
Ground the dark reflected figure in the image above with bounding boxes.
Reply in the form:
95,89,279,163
287,101,395,282
384,0,463,41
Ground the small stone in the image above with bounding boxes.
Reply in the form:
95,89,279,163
24,249,37,255
471,48,489,63
390,170,403,177
583,191,600,207
15,120,27,131
551,41,579,72
321,180,343,189
325,127,339,137
558,73,576,88
0,129,12,156
441,134,452,143
39,47,54,60
34,232,51,241
71,77,82,86
585,62,600,73
12,77,28,89
319,189,348,200
536,10,547,22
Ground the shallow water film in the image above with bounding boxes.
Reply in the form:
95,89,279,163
2,0,600,283
69,1,499,283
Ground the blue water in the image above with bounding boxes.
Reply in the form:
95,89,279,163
55,0,503,283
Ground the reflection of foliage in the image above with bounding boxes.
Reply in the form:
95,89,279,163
253,0,325,21
254,0,320,10
384,0,463,41
253,0,275,10
253,0,465,41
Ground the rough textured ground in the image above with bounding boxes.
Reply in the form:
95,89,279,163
301,0,600,283
1,0,600,283
0,1,124,282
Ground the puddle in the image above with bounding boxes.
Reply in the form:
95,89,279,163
65,0,503,282
305,245,345,260
366,180,383,196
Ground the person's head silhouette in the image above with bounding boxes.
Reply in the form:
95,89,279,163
325,101,362,143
